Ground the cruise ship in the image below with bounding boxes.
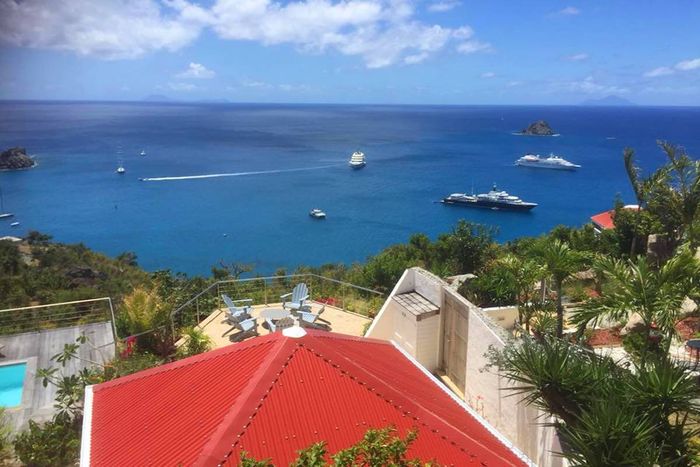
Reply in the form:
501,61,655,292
348,151,366,169
442,184,537,211
515,153,580,170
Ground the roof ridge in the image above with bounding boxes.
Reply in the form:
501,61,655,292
194,335,301,466
95,333,281,392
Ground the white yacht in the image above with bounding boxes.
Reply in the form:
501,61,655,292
116,162,126,174
139,150,146,156
348,151,366,169
515,153,580,170
309,208,326,219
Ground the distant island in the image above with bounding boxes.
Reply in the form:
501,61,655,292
141,94,173,102
580,95,636,106
0,147,35,170
520,120,556,136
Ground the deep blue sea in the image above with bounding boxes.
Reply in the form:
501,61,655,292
1,102,699,275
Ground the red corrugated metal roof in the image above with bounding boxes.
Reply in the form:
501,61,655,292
87,331,527,466
591,210,616,230
591,205,640,230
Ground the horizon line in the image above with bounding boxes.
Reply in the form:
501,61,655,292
1,98,698,109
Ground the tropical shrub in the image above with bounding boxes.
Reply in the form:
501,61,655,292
13,418,81,467
176,327,213,359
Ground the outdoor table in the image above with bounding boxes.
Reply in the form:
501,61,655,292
260,308,291,320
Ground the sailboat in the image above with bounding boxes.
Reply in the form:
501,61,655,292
0,187,14,219
139,149,146,156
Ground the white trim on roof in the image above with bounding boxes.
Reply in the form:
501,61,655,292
80,385,94,467
390,340,536,467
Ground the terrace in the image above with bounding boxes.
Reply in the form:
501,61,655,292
169,274,384,348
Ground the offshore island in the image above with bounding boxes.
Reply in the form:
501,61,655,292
0,147,36,171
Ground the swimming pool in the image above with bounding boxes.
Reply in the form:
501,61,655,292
0,362,27,407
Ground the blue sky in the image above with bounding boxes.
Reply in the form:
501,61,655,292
1,1,699,105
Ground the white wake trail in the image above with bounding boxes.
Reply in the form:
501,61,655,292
140,164,340,182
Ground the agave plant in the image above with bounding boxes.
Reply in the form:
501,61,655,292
493,337,700,466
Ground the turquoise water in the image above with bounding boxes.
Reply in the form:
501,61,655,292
1,102,699,275
0,362,26,407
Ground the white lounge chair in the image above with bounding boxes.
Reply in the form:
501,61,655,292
222,294,252,323
298,305,326,328
281,283,309,312
226,317,258,341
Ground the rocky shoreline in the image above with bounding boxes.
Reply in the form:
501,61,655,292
0,147,36,170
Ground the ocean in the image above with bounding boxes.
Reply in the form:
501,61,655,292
1,101,699,275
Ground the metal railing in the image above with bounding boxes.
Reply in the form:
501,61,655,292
0,297,116,337
169,274,385,332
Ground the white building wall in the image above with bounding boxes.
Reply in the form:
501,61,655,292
367,267,563,467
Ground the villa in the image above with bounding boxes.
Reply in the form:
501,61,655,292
1,270,565,466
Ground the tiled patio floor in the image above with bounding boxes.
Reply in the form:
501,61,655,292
196,301,372,348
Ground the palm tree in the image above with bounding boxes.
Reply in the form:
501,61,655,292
534,239,585,337
571,248,700,355
496,254,545,331
649,142,700,250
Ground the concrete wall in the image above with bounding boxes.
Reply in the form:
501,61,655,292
482,305,519,331
367,268,563,467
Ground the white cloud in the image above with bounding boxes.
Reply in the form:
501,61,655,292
177,62,215,79
564,53,588,61
481,71,496,78
644,66,674,78
0,0,203,59
564,76,627,94
428,1,460,12
165,82,197,91
457,40,492,55
555,6,580,16
675,58,700,71
0,0,490,69
404,52,430,65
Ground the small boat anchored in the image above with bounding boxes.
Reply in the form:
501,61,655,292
309,208,326,219
515,153,580,170
348,151,366,169
116,165,125,174
140,149,146,156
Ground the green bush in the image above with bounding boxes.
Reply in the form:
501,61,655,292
176,327,212,359
13,419,80,467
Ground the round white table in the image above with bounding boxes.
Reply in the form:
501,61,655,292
259,308,291,320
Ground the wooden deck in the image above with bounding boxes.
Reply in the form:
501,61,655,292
196,302,372,348
0,322,115,431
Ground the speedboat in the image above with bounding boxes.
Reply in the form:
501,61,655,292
348,151,366,169
515,153,580,170
10,221,19,227
442,184,537,211
309,208,326,219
